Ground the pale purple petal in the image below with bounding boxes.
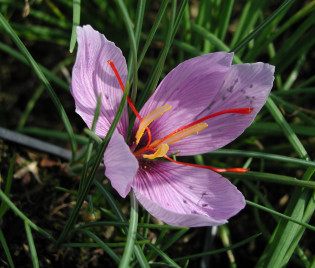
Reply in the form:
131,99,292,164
132,161,245,227
104,130,139,198
71,25,129,138
131,52,233,146
167,63,275,155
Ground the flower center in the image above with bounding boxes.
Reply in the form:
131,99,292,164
133,105,209,159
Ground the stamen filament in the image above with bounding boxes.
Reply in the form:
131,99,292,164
150,123,208,148
163,155,249,173
107,60,142,120
152,108,253,149
135,105,171,145
107,60,152,147
143,144,169,159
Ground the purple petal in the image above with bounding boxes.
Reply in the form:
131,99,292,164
168,63,275,155
71,25,129,138
104,130,139,198
131,52,233,145
132,161,245,227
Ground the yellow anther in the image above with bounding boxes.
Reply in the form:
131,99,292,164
135,105,171,144
153,123,208,147
143,144,169,160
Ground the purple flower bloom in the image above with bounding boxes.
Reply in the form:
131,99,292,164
71,25,275,227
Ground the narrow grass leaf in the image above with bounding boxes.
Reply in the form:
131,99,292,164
137,0,177,108
137,0,169,69
265,98,309,160
0,226,15,268
0,189,56,242
231,0,295,53
120,190,139,268
208,149,315,169
78,221,187,230
0,42,69,91
174,233,261,261
77,229,120,264
116,0,138,104
246,200,315,232
0,12,77,159
69,0,81,52
0,155,15,218
226,171,315,189
24,221,39,268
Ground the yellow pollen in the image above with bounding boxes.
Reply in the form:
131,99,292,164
135,105,171,144
143,144,169,159
150,123,208,148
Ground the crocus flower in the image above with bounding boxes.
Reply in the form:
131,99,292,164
71,25,275,227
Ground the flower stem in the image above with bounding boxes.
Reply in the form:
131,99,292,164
119,190,139,268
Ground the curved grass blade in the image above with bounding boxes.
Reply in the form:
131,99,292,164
0,226,15,268
76,229,120,264
0,189,55,242
24,221,39,268
137,0,169,68
0,155,15,218
0,12,77,160
116,0,138,104
226,171,315,189
0,42,69,91
120,190,139,268
246,200,315,232
208,149,315,169
231,0,295,53
69,0,80,53
174,233,261,261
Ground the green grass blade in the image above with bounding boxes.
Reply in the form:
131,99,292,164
136,0,177,108
256,167,315,267
246,200,315,232
17,86,45,129
217,0,235,41
94,181,151,268
231,0,295,53
270,93,315,126
77,229,120,264
24,221,39,268
0,42,69,91
174,233,261,261
0,189,55,242
208,149,315,169
137,0,169,69
226,171,315,189
0,12,77,159
265,98,309,160
78,95,102,194
0,155,15,218
120,190,139,268
69,0,80,52
0,226,15,268
77,221,187,230
116,0,138,104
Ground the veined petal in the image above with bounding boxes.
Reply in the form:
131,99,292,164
71,25,129,138
132,161,245,227
168,63,275,155
104,130,139,198
132,52,233,145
